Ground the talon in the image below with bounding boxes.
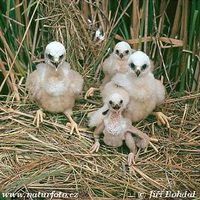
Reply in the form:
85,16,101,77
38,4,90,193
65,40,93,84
84,87,98,99
66,122,71,127
65,113,81,138
90,141,100,153
129,166,136,175
154,112,170,128
33,109,45,127
66,121,81,138
128,152,135,166
87,111,95,118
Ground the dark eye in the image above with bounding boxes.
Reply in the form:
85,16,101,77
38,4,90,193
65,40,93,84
141,64,147,71
59,54,64,59
47,53,53,60
125,50,129,54
120,100,123,104
129,63,136,70
115,50,119,54
109,100,113,105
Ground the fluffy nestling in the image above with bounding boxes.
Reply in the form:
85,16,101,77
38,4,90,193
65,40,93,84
85,41,134,98
110,51,170,127
26,41,83,136
89,86,150,165
101,41,133,85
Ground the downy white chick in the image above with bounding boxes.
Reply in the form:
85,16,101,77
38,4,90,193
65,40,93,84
90,87,150,165
89,51,169,128
85,41,134,98
26,41,84,137
111,51,170,127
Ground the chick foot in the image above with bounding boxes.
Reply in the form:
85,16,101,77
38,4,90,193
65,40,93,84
84,87,99,99
90,141,100,153
66,121,81,138
153,112,170,128
65,113,81,138
33,109,45,127
128,152,136,166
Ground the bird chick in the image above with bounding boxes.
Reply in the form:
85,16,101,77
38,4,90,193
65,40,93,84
26,41,83,137
90,87,150,165
102,41,133,85
111,51,170,127
85,41,134,98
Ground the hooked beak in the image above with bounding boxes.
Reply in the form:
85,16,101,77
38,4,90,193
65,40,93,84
135,70,141,77
51,61,60,70
112,104,121,110
55,62,59,68
119,53,123,59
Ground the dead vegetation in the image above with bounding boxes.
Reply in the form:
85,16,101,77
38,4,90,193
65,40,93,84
0,0,200,199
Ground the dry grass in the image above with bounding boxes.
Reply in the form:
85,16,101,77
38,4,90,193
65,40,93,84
0,0,200,199
0,92,200,199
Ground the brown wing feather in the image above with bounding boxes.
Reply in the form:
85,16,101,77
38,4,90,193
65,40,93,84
68,70,83,97
26,63,47,101
155,79,165,105
26,70,41,101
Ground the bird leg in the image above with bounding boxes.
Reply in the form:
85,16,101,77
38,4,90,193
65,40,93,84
128,152,136,166
125,132,137,166
127,127,150,149
152,112,170,128
90,138,100,153
64,112,81,138
90,122,104,153
33,108,45,127
84,87,99,99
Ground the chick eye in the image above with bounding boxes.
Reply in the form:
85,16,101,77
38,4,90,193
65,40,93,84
115,50,119,54
109,100,113,105
59,54,64,59
129,63,136,70
141,64,147,71
120,100,123,104
125,50,129,54
47,53,53,60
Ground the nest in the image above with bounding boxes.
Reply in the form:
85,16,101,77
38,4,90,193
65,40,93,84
0,0,200,199
0,92,200,199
